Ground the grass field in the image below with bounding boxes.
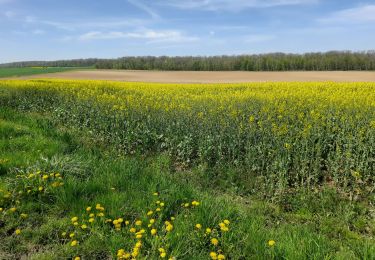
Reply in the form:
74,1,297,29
0,79,374,259
0,67,90,78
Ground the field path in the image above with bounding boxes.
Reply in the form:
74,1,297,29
6,70,375,83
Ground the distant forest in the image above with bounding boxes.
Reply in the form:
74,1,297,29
2,51,375,71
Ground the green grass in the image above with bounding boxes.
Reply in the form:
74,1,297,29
0,67,91,78
0,108,374,259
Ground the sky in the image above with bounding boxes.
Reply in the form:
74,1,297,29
0,0,375,63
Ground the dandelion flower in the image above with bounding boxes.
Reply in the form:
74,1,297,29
86,207,92,212
151,228,157,235
135,220,142,226
268,240,276,246
195,224,202,229
218,254,225,259
206,228,212,234
210,252,217,260
211,238,219,246
15,229,21,235
70,240,78,246
74,257,80,260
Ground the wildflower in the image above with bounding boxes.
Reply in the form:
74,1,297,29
195,224,202,229
156,208,161,212
219,222,229,232
211,238,219,246
97,212,105,217
38,187,43,191
125,220,130,225
147,210,153,216
135,220,142,226
206,228,212,234
89,218,95,223
81,224,87,230
130,228,136,233
74,257,80,260
165,223,173,232
156,200,160,204
0,208,3,212
89,213,95,218
86,206,92,212
70,240,78,246
153,192,159,196
20,213,28,218
160,202,165,207
61,232,67,237
210,252,218,260
69,233,75,238
149,219,155,224
136,234,142,239
42,175,49,180
159,248,166,258
171,217,175,221
268,240,276,246
184,203,189,208
192,201,200,206
223,220,230,225
151,228,157,235
15,229,21,235
218,254,225,259
73,222,79,226
10,207,17,212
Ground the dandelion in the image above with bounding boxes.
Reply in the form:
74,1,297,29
69,233,75,238
38,186,43,191
195,224,202,229
268,240,276,246
153,192,159,196
81,224,87,230
210,252,218,260
147,210,153,216
130,228,136,233
10,207,17,212
20,213,28,218
74,257,80,260
156,208,161,212
135,220,142,226
160,202,165,207
223,220,230,225
86,206,92,212
89,218,95,223
70,240,78,246
192,201,200,206
211,238,219,246
217,254,225,259
206,228,212,234
15,229,21,235
61,232,67,237
151,228,157,235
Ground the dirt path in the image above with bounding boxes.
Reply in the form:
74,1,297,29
7,70,375,83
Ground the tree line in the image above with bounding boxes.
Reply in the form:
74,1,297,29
2,51,375,71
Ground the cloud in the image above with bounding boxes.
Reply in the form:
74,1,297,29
32,29,45,35
245,34,275,43
158,0,317,11
3,10,15,18
127,0,160,19
78,30,198,43
319,5,375,24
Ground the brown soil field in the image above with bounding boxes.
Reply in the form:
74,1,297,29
8,70,375,83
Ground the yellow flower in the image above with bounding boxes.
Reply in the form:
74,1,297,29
160,202,165,207
73,222,79,226
160,252,166,258
15,229,21,235
125,220,130,225
61,232,67,237
86,206,92,212
42,175,49,180
153,192,159,196
38,187,43,191
136,234,142,239
81,224,87,230
151,228,157,235
0,208,3,212
206,228,212,234
135,220,142,226
195,224,202,229
74,257,80,260
149,219,155,224
97,212,105,217
211,238,219,246
69,232,75,238
130,228,136,233
147,210,153,216
217,254,225,259
20,213,28,218
89,213,95,218
184,203,189,208
10,207,17,212
268,240,276,246
89,218,95,223
70,240,78,246
192,201,200,206
210,252,217,260
156,208,161,212
165,224,173,232
223,219,230,225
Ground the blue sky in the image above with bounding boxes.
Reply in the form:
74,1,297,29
1,0,375,63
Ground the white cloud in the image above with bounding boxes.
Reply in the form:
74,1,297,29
245,34,275,43
32,29,45,35
158,0,317,11
319,5,375,24
127,0,160,19
78,30,198,43
4,10,15,18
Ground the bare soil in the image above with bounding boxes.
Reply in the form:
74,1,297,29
9,70,375,83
